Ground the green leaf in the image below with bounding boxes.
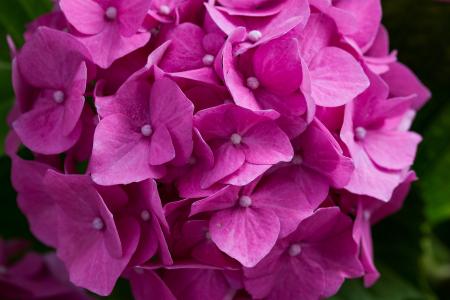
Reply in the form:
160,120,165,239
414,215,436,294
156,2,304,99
0,99,13,156
331,266,428,300
415,103,450,225
0,0,53,156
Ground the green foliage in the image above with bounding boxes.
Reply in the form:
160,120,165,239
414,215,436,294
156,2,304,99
331,266,424,300
0,0,52,155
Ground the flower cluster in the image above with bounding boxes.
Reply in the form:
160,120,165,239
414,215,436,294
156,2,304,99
6,0,430,299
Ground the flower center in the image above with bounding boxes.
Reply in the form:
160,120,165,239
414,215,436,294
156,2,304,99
159,5,171,15
230,133,242,145
202,54,215,66
355,126,367,140
205,231,212,240
105,6,118,20
92,217,104,231
140,210,151,222
239,196,252,208
246,77,260,90
288,244,302,257
364,210,371,221
141,124,153,136
247,30,262,42
53,90,65,104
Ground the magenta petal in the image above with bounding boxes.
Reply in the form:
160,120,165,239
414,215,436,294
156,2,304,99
334,0,382,49
60,0,105,35
91,114,163,185
159,23,206,72
164,269,231,300
80,27,150,69
44,171,123,257
295,13,336,64
345,144,401,201
242,121,293,165
13,105,82,155
252,174,313,237
43,172,141,295
150,78,194,164
363,130,421,170
223,162,271,186
201,143,245,188
117,0,152,37
11,158,57,247
296,208,363,297
190,186,240,216
149,126,176,165
353,202,380,287
130,270,176,300
309,47,369,107
63,63,87,135
210,207,280,267
18,27,90,88
253,37,303,95
299,119,354,188
67,217,140,296
382,62,431,109
244,245,325,300
222,29,261,110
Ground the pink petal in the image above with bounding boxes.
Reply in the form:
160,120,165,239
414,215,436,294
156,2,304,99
296,208,363,297
251,174,314,237
13,105,82,155
149,126,176,165
242,121,293,164
159,23,206,72
91,114,164,185
60,0,106,35
164,269,231,300
129,270,176,300
222,29,261,110
363,130,422,170
345,144,402,201
309,47,369,107
80,26,150,69
18,27,90,88
64,217,140,296
333,0,382,50
62,62,87,135
223,162,271,186
150,78,194,165
96,78,151,123
201,143,245,188
353,202,380,287
190,186,240,216
11,158,58,247
210,207,280,267
117,0,152,37
298,119,354,188
194,104,236,141
292,12,337,63
253,37,303,95
381,62,431,109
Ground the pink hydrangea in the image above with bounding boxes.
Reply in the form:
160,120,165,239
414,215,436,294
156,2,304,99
6,0,430,299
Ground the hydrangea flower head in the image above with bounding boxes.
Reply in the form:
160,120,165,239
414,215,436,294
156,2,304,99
6,0,430,299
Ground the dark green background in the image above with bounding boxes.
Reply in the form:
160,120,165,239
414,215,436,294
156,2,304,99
0,0,449,299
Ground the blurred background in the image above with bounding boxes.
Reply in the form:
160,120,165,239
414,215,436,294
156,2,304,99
0,0,449,299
